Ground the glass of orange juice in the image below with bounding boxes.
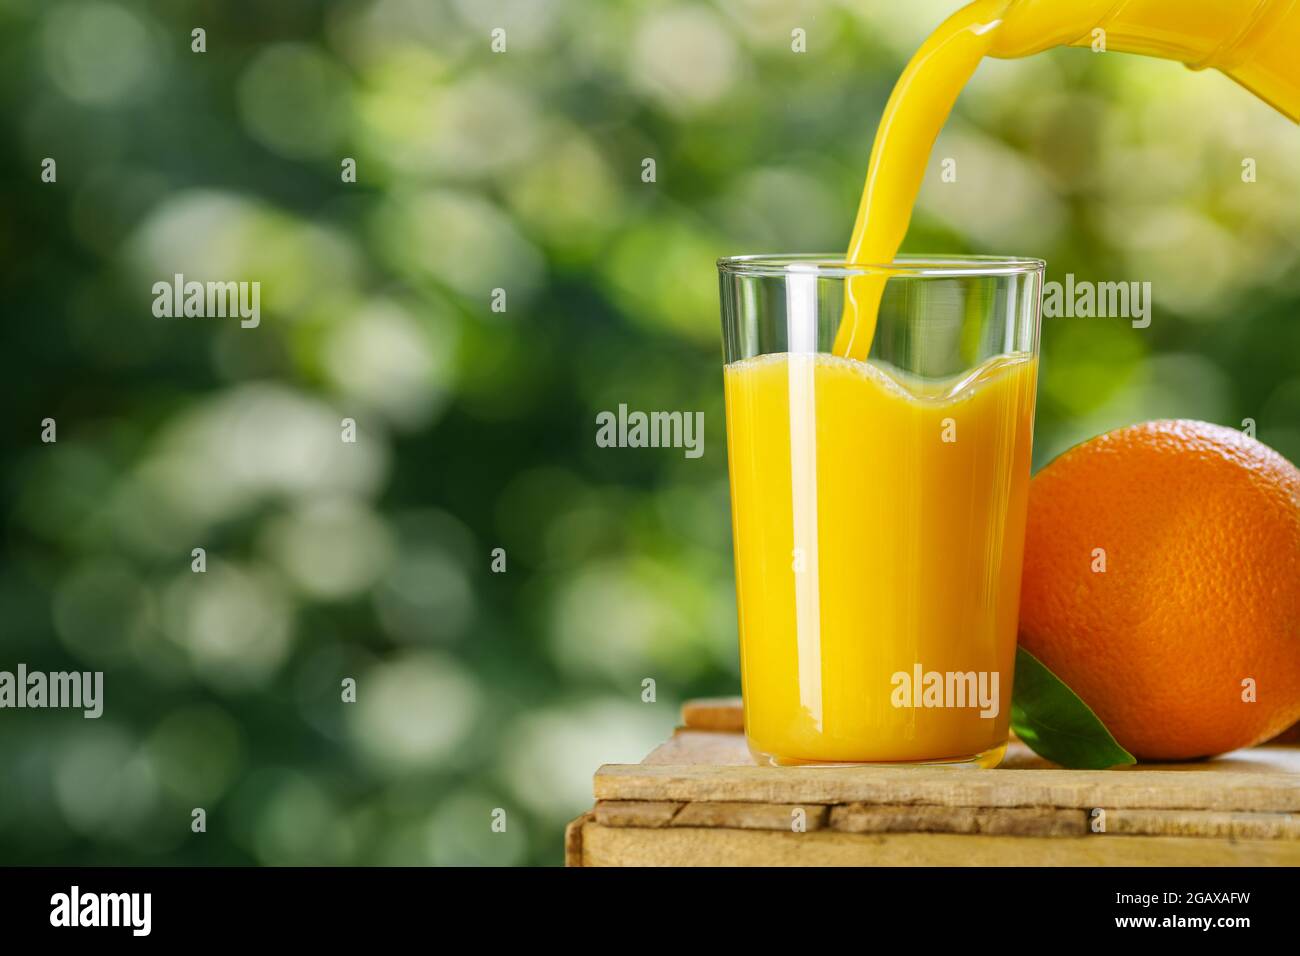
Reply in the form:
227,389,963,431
718,255,1044,767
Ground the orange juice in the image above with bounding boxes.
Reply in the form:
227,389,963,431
725,351,1038,764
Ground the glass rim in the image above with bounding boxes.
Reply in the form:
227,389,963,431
716,253,1046,278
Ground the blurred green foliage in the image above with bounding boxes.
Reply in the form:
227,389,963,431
1,0,1297,865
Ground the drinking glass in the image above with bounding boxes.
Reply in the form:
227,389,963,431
718,255,1044,766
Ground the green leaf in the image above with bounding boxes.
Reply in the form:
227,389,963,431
1011,646,1136,769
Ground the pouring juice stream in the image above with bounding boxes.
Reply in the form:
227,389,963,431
837,0,1300,361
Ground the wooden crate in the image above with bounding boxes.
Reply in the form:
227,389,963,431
566,698,1300,866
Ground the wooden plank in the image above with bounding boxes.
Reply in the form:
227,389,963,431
655,733,1050,770
594,799,830,831
672,802,829,831
1114,746,1300,775
594,763,1300,812
643,726,1300,774
643,730,755,766
830,804,1087,836
1103,809,1300,841
594,801,682,828
651,729,1054,768
564,812,592,868
680,698,744,732
593,799,1300,840
578,822,1300,867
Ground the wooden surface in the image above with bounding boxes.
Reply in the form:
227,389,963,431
577,825,1300,867
679,698,746,733
595,761,1300,811
566,697,1300,866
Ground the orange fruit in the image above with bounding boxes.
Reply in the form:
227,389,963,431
1018,420,1300,761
